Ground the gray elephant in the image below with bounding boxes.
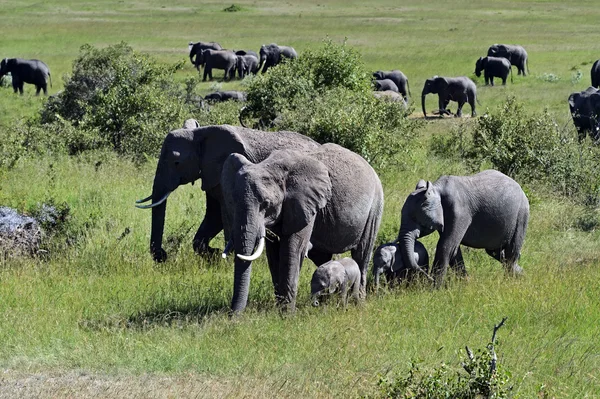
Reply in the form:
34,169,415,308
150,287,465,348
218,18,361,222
397,170,529,287
373,70,411,100
568,86,600,142
221,144,384,312
372,240,429,289
236,54,259,78
198,49,237,81
475,56,512,86
204,91,246,103
189,41,222,70
591,59,600,88
374,79,399,93
311,258,361,307
421,76,477,118
373,90,407,107
487,44,529,76
135,124,319,262
258,44,297,74
0,58,52,95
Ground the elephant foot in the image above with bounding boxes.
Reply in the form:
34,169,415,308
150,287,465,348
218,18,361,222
151,247,168,263
506,263,523,277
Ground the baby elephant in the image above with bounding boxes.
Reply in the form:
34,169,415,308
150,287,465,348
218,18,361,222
372,240,429,289
311,258,360,307
475,56,512,86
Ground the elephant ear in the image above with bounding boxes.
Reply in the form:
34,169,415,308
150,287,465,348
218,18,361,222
282,154,332,235
434,77,448,91
196,126,247,191
568,93,580,115
415,179,427,190
268,45,281,64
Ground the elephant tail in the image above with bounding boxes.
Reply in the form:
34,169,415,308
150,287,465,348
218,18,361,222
49,72,52,88
510,64,513,83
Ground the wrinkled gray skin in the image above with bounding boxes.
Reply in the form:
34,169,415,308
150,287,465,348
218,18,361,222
236,54,259,78
221,144,383,312
0,58,51,95
136,123,319,263
591,60,600,89
204,90,246,103
374,79,399,93
311,258,361,307
397,170,529,287
568,86,600,142
487,44,529,76
373,90,407,108
189,41,222,70
198,49,237,81
373,70,411,100
421,76,477,118
372,240,429,289
475,56,512,86
258,44,297,74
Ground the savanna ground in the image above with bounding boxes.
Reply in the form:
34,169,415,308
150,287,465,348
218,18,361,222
1,1,600,397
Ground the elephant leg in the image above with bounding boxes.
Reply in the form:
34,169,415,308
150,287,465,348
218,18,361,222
265,238,282,299
456,102,464,117
449,246,467,278
192,194,224,256
203,68,208,82
432,221,469,288
35,86,41,96
502,208,528,276
18,83,24,95
277,223,313,312
351,206,380,299
307,249,332,266
490,77,494,86
42,84,48,95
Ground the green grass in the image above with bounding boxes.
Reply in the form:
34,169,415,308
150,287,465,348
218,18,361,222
1,0,600,397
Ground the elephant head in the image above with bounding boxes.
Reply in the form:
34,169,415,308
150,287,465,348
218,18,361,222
396,180,442,280
259,44,281,72
221,150,332,311
474,57,486,77
421,76,448,117
568,87,600,141
0,58,11,77
236,56,246,79
135,124,246,262
310,263,343,306
372,71,384,80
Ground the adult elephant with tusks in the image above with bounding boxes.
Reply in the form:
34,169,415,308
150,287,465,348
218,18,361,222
487,44,529,76
397,170,529,288
221,144,384,313
189,41,222,70
258,44,297,73
421,76,478,118
135,122,319,263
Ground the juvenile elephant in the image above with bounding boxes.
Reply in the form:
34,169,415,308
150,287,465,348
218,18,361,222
236,54,259,78
374,79,399,93
591,59,600,88
198,49,237,81
397,170,529,287
373,70,411,100
421,76,477,118
189,41,222,70
487,44,529,76
204,90,246,103
135,124,319,262
475,56,512,86
0,58,52,95
258,44,297,73
221,144,384,312
311,258,361,307
372,240,429,289
568,86,600,142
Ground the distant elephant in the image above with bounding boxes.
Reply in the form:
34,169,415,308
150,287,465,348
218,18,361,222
0,58,52,95
591,59,600,88
258,44,297,73
568,86,600,142
189,41,222,70
373,70,411,100
475,56,512,86
235,53,259,78
372,90,407,107
221,144,384,312
198,49,237,81
397,170,529,287
374,79,399,93
135,124,319,263
311,258,361,307
372,240,429,289
421,76,477,118
204,90,246,102
487,44,529,76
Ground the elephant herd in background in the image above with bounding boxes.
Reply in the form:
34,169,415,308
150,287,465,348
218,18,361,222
136,122,530,313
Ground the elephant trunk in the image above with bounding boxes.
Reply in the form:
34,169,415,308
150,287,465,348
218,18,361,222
311,294,320,307
421,93,427,117
374,270,381,291
397,224,432,281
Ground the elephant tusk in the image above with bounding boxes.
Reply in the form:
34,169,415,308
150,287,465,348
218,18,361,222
222,239,234,259
135,194,153,204
135,191,171,209
236,236,265,261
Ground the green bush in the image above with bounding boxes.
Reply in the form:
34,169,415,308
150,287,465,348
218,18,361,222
243,39,419,167
431,97,600,205
40,43,192,158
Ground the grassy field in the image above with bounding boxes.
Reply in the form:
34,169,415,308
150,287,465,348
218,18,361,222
1,1,600,397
